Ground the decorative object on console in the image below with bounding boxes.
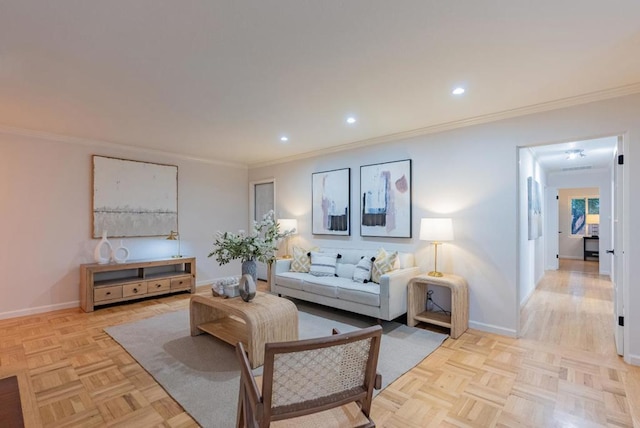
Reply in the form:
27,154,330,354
311,168,350,235
360,159,412,238
276,218,298,258
92,155,178,238
238,274,256,302
208,210,294,279
420,218,454,277
93,230,112,264
166,230,182,258
111,240,130,264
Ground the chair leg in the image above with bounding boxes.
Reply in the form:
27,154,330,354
237,382,245,428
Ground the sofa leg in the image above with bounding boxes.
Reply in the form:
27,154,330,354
376,318,383,325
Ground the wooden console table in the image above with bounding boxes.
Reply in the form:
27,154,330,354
80,257,196,312
190,292,298,368
407,274,469,339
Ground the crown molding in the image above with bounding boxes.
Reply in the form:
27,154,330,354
250,82,640,169
0,126,247,169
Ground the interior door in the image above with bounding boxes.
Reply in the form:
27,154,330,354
612,136,624,356
546,187,559,270
251,180,275,281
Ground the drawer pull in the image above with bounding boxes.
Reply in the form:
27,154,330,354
156,283,162,288
106,292,111,295
133,288,138,293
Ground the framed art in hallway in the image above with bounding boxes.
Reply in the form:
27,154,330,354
92,155,178,238
527,177,542,240
360,159,412,238
312,168,350,235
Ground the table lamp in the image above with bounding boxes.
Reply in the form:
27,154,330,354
420,218,453,277
166,230,182,258
277,219,298,258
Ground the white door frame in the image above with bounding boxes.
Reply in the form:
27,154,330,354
612,135,626,356
249,178,276,281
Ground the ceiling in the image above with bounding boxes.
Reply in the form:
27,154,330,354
529,136,618,174
1,1,639,166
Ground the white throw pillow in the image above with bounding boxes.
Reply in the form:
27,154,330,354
353,256,374,283
309,251,338,277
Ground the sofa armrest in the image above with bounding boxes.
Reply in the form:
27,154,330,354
379,266,421,320
275,258,292,274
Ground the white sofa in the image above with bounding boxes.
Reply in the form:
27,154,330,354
273,248,420,321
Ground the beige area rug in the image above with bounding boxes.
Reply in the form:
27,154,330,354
105,299,447,428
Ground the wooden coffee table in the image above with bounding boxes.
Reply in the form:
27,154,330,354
190,292,298,368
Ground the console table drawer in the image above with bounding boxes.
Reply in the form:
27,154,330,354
95,286,123,302
123,282,147,297
147,278,171,293
171,276,192,290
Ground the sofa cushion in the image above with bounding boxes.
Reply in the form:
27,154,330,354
274,272,306,291
336,263,356,279
336,281,380,307
372,248,398,283
290,246,313,272
353,257,374,283
301,276,345,298
309,251,338,277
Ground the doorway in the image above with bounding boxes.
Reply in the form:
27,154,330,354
250,179,275,281
518,135,623,355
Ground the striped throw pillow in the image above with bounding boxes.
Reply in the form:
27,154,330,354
353,256,374,283
309,251,338,277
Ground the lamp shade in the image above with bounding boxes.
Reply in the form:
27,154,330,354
278,218,298,235
419,218,453,242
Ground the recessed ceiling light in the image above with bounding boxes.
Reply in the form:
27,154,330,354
280,136,289,142
346,117,357,124
452,87,465,95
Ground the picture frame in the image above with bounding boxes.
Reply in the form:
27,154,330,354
312,168,350,235
360,159,412,238
92,155,178,238
527,177,542,240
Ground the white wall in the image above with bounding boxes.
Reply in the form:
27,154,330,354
0,131,249,319
518,148,546,307
549,168,612,275
249,93,640,364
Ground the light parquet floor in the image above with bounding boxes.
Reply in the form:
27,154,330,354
1,263,639,427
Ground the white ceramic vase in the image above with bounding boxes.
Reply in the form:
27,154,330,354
111,240,130,264
94,231,112,264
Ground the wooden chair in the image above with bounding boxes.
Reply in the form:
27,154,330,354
236,325,383,428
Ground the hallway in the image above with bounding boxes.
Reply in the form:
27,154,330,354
520,259,612,354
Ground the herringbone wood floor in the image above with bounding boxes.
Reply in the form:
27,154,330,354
1,261,639,427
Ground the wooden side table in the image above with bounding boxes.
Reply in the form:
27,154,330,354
407,274,469,339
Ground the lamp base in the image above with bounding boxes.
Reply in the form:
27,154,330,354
427,271,444,277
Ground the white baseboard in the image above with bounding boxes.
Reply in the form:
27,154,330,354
626,353,640,367
469,321,517,338
0,301,80,321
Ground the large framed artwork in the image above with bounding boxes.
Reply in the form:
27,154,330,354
360,159,412,238
92,155,178,238
312,168,350,235
527,177,542,240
